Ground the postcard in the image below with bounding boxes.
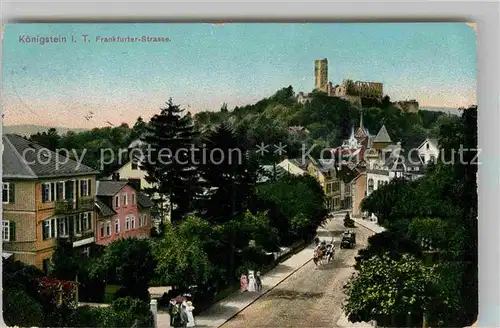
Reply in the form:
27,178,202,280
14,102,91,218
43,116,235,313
2,23,477,328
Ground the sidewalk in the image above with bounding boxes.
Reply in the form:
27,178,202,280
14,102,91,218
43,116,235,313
157,225,332,328
352,218,386,234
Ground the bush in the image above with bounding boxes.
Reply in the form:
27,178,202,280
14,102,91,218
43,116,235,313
100,297,154,328
3,287,44,327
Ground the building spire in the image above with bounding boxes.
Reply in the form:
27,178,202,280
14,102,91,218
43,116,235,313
360,110,364,129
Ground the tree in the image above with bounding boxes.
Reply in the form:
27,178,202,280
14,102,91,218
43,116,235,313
29,127,61,150
141,99,200,222
197,122,258,223
220,102,228,113
154,217,213,291
128,116,148,143
343,253,447,327
92,238,156,300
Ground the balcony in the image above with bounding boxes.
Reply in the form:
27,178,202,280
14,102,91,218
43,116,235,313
54,199,77,214
57,230,94,247
78,197,94,211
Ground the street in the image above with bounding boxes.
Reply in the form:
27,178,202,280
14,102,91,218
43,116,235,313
220,218,374,328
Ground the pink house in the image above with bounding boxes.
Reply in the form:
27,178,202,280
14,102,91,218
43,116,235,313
94,180,152,246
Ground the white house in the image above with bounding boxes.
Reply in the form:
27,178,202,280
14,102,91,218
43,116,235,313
366,170,391,197
417,138,440,165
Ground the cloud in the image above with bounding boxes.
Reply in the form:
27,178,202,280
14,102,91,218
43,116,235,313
465,22,477,34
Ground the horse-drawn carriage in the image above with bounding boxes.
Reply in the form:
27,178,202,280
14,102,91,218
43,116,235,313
313,239,335,266
340,230,356,249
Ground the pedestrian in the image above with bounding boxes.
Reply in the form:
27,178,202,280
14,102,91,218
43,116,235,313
247,270,256,292
180,301,189,328
240,273,248,292
186,300,196,327
255,271,262,292
168,299,177,327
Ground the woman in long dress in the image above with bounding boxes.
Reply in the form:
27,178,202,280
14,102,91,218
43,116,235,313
240,273,248,292
186,301,196,327
247,270,256,292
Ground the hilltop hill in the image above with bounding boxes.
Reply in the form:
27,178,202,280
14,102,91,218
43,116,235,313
2,124,88,137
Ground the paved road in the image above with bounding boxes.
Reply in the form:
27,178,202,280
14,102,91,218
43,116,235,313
220,218,374,328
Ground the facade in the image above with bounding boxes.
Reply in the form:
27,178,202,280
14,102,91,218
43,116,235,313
332,79,384,99
351,172,367,217
417,138,440,165
314,58,328,92
94,180,152,246
2,134,98,271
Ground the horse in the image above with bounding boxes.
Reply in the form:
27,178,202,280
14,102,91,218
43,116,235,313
313,246,325,267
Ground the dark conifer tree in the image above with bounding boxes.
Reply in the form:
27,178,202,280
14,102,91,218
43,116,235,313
196,122,258,224
140,99,199,223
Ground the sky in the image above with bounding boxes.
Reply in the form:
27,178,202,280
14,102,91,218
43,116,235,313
2,23,476,128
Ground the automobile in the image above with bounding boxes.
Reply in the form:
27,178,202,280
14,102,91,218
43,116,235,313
340,230,356,249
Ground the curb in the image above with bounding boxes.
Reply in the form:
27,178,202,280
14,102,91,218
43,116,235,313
218,247,314,327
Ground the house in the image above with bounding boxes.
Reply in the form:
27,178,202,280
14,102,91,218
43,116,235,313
416,138,440,165
351,172,367,218
107,138,171,223
94,179,152,246
2,134,99,272
306,159,347,211
277,158,310,176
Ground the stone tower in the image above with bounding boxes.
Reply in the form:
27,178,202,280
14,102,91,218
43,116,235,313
314,58,328,92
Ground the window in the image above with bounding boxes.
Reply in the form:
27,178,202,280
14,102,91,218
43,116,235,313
82,212,91,231
123,193,128,206
326,183,332,194
57,217,70,237
326,199,332,210
2,183,15,204
65,180,75,200
42,183,52,202
75,214,82,234
106,221,111,236
125,217,130,231
115,218,120,233
143,215,147,227
131,216,136,229
42,218,57,240
80,179,91,197
2,220,13,241
114,195,120,208
56,182,66,200
132,193,136,204
426,143,429,150
368,178,374,194
345,183,351,194
100,223,105,238
131,160,138,170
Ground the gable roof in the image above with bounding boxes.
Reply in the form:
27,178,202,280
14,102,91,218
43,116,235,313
417,138,439,151
2,134,99,179
96,180,130,197
95,199,116,217
137,192,153,208
372,125,392,144
286,158,310,170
